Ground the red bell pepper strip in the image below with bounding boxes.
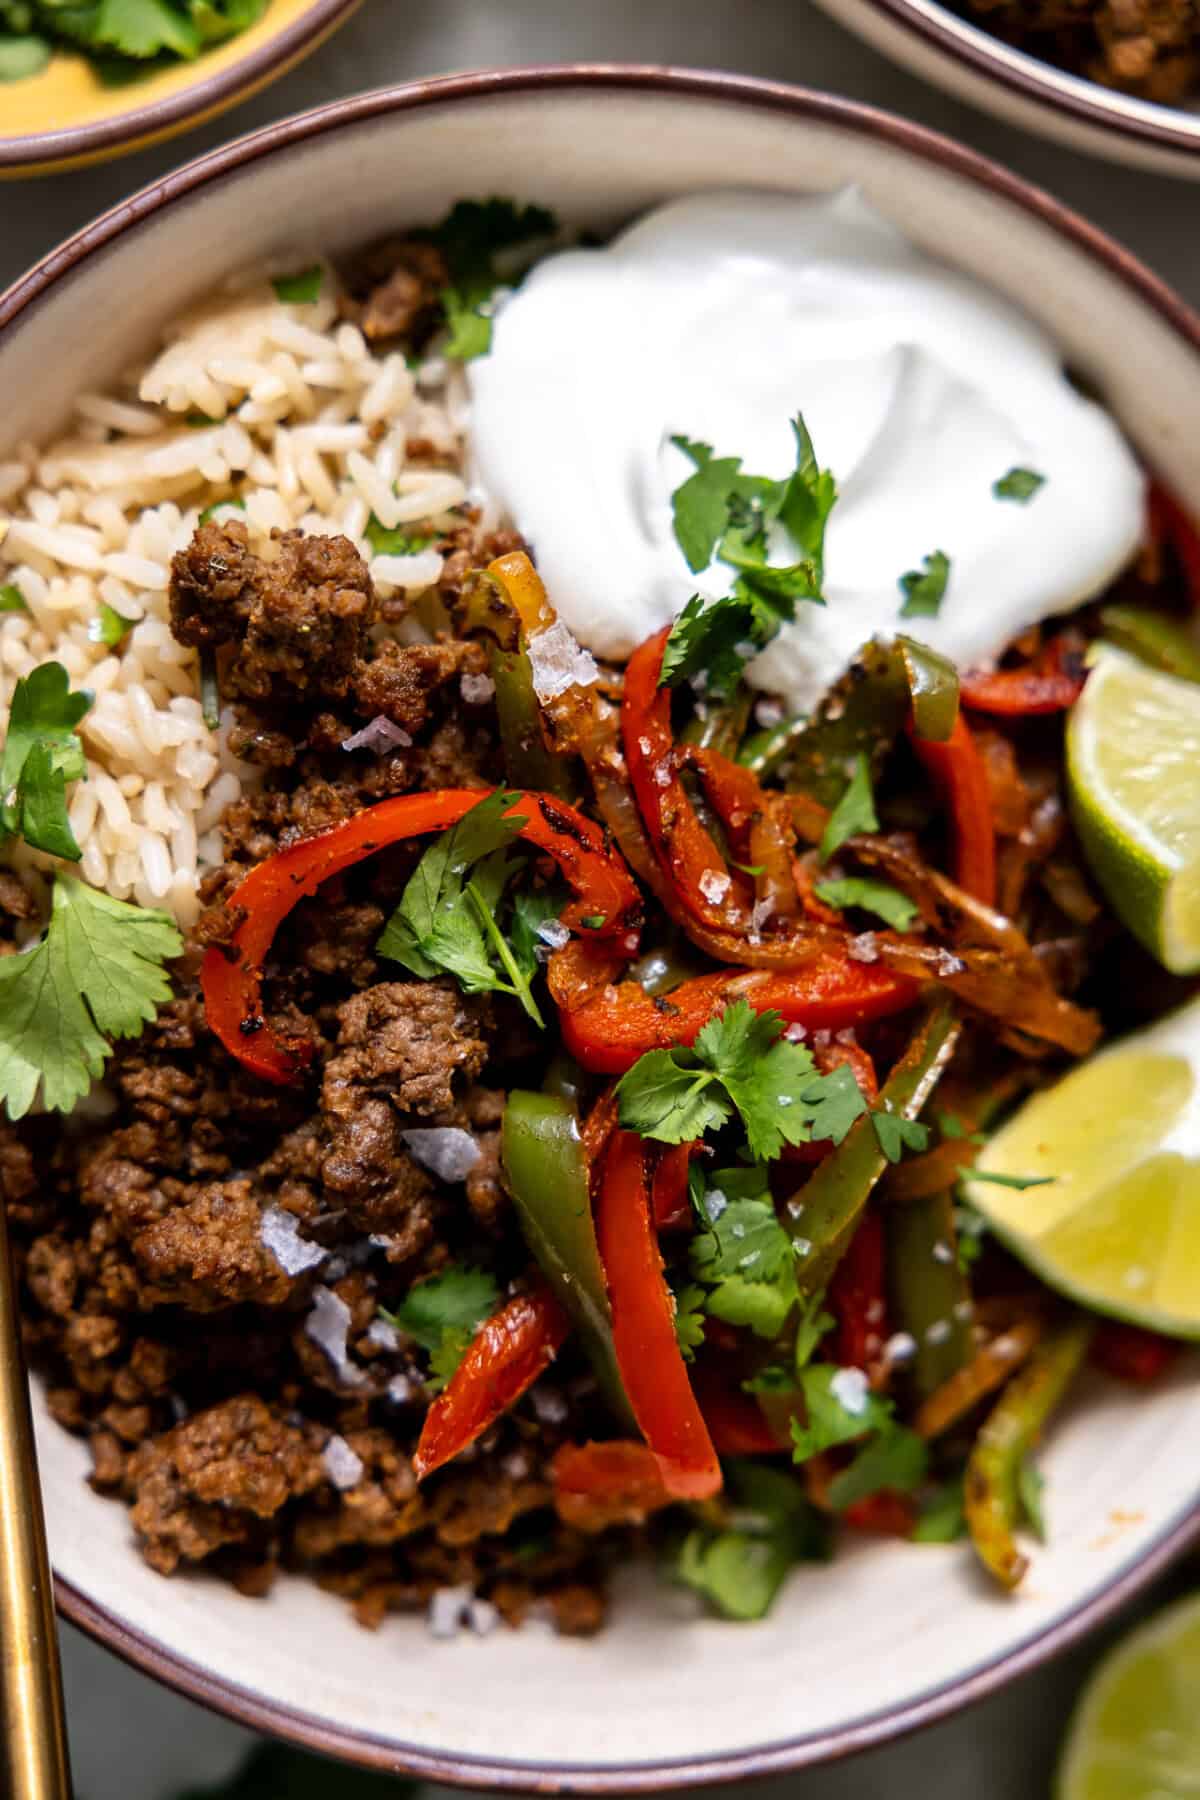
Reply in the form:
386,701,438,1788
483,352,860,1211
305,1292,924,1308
596,1130,722,1500
651,1143,697,1232
201,787,642,1083
552,1440,674,1530
960,637,1087,717
560,958,918,1076
908,715,997,908
1090,1320,1179,1385
691,1358,787,1454
623,625,752,934
843,1493,917,1537
826,1209,888,1373
413,1281,570,1480
1150,478,1200,608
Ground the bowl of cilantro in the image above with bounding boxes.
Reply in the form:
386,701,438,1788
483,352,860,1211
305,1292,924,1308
0,64,1198,1794
0,0,364,176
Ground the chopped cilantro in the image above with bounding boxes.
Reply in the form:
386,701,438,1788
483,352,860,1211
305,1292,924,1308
912,1475,967,1543
671,1280,708,1361
794,1290,835,1371
812,876,918,933
994,466,1046,503
690,1168,797,1340
0,660,91,861
0,871,181,1120
0,0,266,71
967,1170,1055,1190
376,788,548,1025
88,602,137,649
818,753,879,862
199,649,221,732
659,414,835,700
870,1107,930,1164
672,1460,831,1621
364,518,435,558
272,265,324,305
1017,1455,1047,1541
0,583,28,613
0,35,52,82
938,1110,987,1147
614,999,868,1163
418,197,558,362
380,1264,499,1392
198,495,246,527
898,550,951,620
509,884,566,978
827,1424,928,1511
790,1364,892,1463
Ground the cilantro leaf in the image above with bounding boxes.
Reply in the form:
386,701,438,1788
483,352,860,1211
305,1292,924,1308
380,1264,499,1394
898,550,951,620
0,660,92,860
364,517,434,558
813,876,919,933
198,495,245,527
870,1107,931,1164
790,1364,892,1462
509,884,566,982
420,198,557,362
377,789,546,1023
614,1049,733,1145
994,466,1046,503
912,1476,967,1543
938,1110,986,1146
661,413,834,701
1017,1455,1047,1541
673,1460,831,1621
0,36,52,82
89,0,201,58
272,265,323,304
0,583,28,614
954,1202,988,1271
967,1170,1055,1190
827,1425,928,1511
89,601,136,649
671,1280,707,1361
689,1168,798,1340
818,753,879,862
616,1001,866,1164
794,1290,835,1371
0,871,181,1120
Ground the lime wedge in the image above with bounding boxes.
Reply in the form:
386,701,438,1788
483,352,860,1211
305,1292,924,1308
962,995,1200,1338
1057,1592,1200,1800
1067,644,1200,975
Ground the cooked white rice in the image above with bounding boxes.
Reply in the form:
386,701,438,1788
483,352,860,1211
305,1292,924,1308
0,262,481,928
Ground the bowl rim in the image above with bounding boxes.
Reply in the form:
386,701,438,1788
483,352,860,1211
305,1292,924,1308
817,0,1200,164
4,60,1199,1790
0,0,364,172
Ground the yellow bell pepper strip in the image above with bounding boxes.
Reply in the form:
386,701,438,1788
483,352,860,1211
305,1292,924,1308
964,1315,1094,1589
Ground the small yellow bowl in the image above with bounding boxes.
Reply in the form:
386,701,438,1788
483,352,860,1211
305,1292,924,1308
0,0,364,177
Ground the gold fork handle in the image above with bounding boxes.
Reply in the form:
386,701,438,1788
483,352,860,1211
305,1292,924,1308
0,1198,72,1800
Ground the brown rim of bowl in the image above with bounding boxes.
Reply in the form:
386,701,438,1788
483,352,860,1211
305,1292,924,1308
4,61,1198,1788
0,0,364,172
822,0,1200,163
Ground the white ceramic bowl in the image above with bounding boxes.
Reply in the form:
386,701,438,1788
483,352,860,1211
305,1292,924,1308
810,0,1200,178
2,66,1200,1789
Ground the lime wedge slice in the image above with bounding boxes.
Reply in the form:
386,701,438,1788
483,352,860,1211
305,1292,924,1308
962,995,1200,1338
1057,1592,1200,1800
1067,644,1200,975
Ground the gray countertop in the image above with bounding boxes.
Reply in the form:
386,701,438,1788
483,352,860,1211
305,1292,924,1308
5,3,1195,1795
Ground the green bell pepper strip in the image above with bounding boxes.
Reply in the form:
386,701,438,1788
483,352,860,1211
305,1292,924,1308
782,638,960,808
681,688,753,761
964,1315,1093,1589
1099,605,1200,684
790,1002,961,1300
885,1189,972,1401
501,1091,636,1430
491,643,576,798
738,713,810,780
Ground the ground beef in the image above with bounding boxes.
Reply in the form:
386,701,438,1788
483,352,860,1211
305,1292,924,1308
962,0,1198,99
339,237,451,345
170,522,376,705
353,638,487,737
325,981,492,1118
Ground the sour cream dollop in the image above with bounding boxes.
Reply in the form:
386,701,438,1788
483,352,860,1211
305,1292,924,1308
468,190,1145,713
